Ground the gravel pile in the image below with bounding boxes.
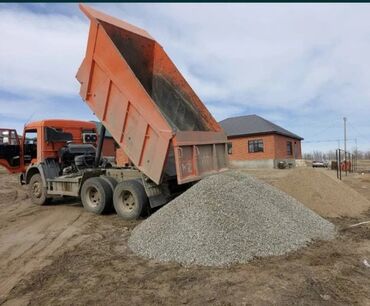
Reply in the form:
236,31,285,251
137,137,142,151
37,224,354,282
128,171,336,266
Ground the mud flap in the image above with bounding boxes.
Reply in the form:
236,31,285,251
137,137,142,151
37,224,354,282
141,175,170,208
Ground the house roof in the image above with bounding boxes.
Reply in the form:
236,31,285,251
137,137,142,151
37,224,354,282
219,115,303,140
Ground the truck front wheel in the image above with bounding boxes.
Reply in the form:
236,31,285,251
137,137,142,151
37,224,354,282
29,173,49,205
113,180,148,220
81,177,113,214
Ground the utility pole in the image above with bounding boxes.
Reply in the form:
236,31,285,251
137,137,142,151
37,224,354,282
344,117,347,156
344,117,347,175
355,137,358,172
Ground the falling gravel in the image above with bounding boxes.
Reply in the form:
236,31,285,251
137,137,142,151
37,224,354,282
128,171,336,267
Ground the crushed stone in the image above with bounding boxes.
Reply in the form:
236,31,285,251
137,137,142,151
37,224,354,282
128,171,336,267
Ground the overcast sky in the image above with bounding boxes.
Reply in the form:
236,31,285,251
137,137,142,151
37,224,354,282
0,3,369,153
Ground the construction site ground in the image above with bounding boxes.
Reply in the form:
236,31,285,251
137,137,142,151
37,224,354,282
0,167,369,305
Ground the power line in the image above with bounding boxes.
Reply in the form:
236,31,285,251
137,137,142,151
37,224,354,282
303,138,356,144
347,121,369,140
307,120,342,139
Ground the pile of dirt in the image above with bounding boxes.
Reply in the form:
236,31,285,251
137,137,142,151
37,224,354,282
129,171,335,267
269,168,370,218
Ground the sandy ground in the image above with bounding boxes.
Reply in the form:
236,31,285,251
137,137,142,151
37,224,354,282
0,167,370,305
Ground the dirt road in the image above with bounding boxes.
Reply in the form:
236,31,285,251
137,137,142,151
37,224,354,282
0,168,370,305
0,171,92,303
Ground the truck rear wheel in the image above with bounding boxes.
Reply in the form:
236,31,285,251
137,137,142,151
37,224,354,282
113,180,148,220
100,176,117,213
81,177,112,214
29,173,49,205
100,176,117,192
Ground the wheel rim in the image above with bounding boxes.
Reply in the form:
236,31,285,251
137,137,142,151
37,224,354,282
86,186,101,208
32,181,42,198
118,190,136,213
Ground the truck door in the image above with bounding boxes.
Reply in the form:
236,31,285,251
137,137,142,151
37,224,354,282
0,129,21,172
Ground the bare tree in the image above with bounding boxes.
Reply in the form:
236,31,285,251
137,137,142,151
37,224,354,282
303,149,370,160
303,153,313,160
313,150,324,161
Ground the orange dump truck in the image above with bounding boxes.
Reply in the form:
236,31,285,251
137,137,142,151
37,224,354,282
0,5,228,220
77,4,228,185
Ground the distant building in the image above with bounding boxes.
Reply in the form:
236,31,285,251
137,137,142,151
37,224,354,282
219,115,303,168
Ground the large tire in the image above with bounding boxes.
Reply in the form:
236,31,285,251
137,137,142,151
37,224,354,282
100,176,117,213
81,177,113,214
113,180,148,220
100,176,117,193
29,173,49,205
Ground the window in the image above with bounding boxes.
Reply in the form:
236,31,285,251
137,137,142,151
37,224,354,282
227,142,232,155
248,139,264,153
0,130,9,144
0,130,18,145
24,130,38,163
287,141,293,156
24,131,37,145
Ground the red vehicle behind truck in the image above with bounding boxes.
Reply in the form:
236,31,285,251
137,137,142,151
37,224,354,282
0,5,228,220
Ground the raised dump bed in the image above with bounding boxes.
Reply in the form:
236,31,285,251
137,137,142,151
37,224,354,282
77,5,228,184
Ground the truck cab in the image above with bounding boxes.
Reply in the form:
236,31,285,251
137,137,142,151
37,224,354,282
0,119,98,189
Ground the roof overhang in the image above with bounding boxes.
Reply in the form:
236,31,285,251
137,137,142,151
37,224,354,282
226,131,304,141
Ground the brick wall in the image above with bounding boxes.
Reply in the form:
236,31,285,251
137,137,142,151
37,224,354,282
227,134,302,161
107,134,302,166
274,135,302,159
227,134,275,160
